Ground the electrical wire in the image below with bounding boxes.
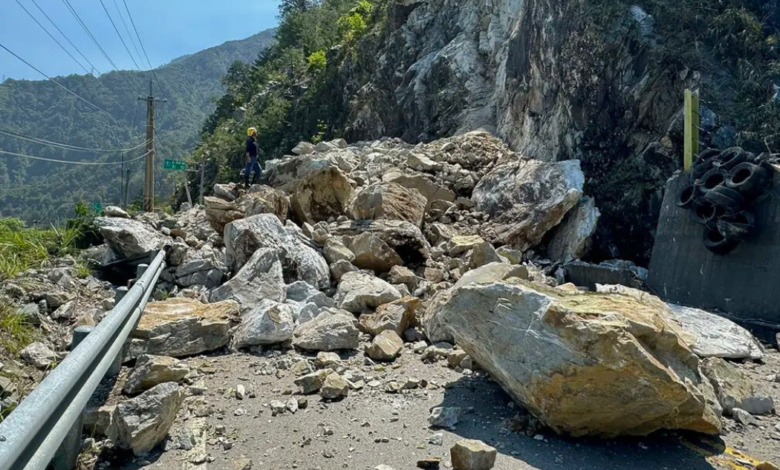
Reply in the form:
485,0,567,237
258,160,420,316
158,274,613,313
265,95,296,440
112,0,144,69
30,0,102,75
120,0,163,93
0,149,151,165
60,0,137,92
14,0,91,75
99,0,141,70
0,43,110,113
0,128,148,153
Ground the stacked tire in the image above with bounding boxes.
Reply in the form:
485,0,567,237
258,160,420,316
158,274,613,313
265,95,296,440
677,147,774,255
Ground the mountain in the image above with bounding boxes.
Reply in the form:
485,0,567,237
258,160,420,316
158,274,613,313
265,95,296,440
0,28,276,224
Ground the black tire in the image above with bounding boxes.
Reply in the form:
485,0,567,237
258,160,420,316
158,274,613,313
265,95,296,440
702,185,746,213
693,149,720,179
726,162,771,199
691,200,724,225
715,147,750,171
717,211,756,240
677,183,699,209
697,168,728,192
703,228,740,255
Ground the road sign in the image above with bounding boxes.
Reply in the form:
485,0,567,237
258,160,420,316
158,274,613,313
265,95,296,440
163,159,188,171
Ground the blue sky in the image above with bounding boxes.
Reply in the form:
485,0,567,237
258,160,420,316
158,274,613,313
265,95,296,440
0,0,280,81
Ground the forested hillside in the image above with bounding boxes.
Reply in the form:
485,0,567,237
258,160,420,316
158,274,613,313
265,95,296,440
0,28,275,224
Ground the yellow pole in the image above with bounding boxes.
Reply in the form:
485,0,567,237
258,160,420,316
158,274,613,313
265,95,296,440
684,89,700,173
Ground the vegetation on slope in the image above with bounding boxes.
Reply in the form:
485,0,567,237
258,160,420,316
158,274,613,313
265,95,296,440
0,29,275,224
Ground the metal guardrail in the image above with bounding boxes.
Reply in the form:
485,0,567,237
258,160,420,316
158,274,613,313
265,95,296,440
0,249,166,470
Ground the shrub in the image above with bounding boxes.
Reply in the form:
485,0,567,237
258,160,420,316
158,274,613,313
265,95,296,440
308,50,328,71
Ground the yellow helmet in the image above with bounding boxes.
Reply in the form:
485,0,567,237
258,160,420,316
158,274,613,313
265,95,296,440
247,127,257,136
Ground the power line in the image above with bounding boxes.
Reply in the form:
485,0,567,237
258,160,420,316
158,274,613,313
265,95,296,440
99,0,141,70
30,0,102,75
60,0,137,91
0,128,148,153
14,0,91,75
0,148,151,166
121,0,163,93
112,0,144,69
0,43,109,113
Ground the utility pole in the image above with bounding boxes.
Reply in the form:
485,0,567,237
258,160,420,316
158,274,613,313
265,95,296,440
199,163,205,206
139,80,165,212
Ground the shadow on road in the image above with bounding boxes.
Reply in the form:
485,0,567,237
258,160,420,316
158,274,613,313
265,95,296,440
436,374,724,470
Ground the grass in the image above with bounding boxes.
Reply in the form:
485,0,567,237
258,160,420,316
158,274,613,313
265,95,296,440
0,218,81,280
75,259,93,279
0,302,39,355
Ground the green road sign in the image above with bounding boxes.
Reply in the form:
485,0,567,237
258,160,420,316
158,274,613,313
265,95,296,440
163,159,188,171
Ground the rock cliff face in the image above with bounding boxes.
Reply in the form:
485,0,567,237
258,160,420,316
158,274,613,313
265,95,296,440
333,0,699,261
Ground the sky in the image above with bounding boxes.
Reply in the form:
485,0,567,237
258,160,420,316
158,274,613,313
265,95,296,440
0,0,281,81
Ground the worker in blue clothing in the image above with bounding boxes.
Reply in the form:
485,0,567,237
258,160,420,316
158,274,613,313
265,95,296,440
244,127,262,188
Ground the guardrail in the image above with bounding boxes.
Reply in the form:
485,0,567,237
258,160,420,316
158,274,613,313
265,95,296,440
0,249,167,470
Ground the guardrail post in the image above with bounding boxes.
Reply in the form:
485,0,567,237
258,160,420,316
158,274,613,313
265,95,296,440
115,286,129,303
54,327,95,470
136,263,149,279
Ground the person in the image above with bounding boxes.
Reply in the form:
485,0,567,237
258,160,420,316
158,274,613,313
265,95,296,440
244,127,262,188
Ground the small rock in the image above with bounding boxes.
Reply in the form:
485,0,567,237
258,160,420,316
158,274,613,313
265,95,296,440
286,397,299,413
20,342,57,369
366,330,404,362
297,397,309,409
732,408,757,426
417,458,442,469
270,400,286,415
429,407,462,429
320,373,349,400
236,384,246,400
294,370,331,394
315,352,341,369
429,433,444,446
450,439,497,470
740,396,775,416
385,381,403,394
233,458,253,470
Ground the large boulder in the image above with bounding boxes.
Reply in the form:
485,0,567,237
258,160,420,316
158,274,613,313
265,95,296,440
335,271,402,313
358,296,421,336
667,304,764,361
329,219,430,265
350,183,427,228
204,196,244,234
365,330,404,361
292,309,360,351
290,167,354,224
174,246,227,288
343,232,403,273
95,217,166,259
266,155,334,191
224,214,329,288
473,159,584,250
701,357,774,415
426,280,722,437
115,382,184,455
548,197,600,262
123,355,190,395
231,299,297,349
209,248,285,310
239,185,290,222
596,285,764,361
384,171,456,210
133,298,239,357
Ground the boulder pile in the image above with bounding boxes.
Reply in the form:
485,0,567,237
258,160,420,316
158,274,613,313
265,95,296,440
9,132,774,456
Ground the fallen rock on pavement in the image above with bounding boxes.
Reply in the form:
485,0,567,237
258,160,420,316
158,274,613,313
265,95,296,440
293,309,360,351
365,330,404,361
320,372,349,399
358,296,421,336
701,357,775,415
335,271,402,313
95,217,166,259
350,182,427,227
231,299,297,349
115,382,184,455
210,248,285,309
451,439,497,470
132,298,239,358
547,196,600,263
427,279,722,436
123,354,190,395
291,167,353,224
428,406,462,430
667,303,764,360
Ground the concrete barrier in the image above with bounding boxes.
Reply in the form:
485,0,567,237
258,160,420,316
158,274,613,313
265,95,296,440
648,172,780,340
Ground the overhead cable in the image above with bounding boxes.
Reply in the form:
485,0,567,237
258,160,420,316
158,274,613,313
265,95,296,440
30,0,102,75
99,0,142,70
0,128,148,153
0,43,110,113
0,149,151,165
14,0,91,75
